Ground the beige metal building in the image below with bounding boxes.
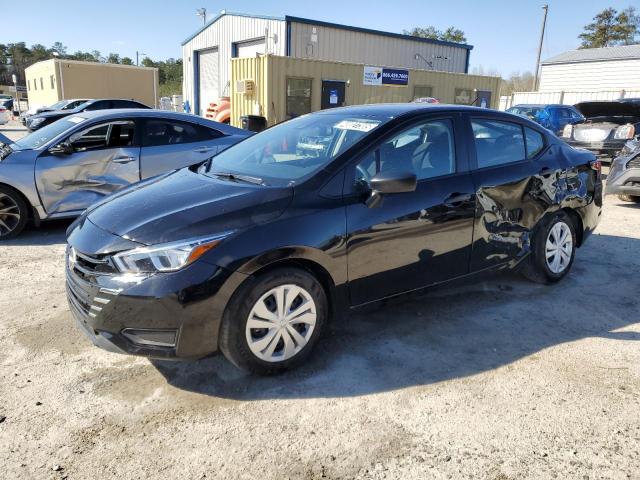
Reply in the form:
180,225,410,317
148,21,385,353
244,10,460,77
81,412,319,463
230,56,501,128
182,11,473,116
24,59,159,109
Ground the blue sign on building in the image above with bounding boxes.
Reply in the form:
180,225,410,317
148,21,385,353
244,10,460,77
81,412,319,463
381,68,409,86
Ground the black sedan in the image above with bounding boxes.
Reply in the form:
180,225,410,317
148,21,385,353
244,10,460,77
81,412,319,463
562,101,640,161
66,104,603,374
26,98,150,131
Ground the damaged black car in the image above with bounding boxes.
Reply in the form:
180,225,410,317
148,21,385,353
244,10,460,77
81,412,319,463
562,101,640,162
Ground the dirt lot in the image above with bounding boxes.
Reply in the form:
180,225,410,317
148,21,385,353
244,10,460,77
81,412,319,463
0,120,639,480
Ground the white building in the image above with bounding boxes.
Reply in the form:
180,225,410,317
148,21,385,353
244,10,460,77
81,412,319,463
539,44,640,93
182,11,473,115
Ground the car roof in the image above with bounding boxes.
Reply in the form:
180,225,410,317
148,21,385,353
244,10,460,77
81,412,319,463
312,103,507,118
509,104,571,109
66,109,251,135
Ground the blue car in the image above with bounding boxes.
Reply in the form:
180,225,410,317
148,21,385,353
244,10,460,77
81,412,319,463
507,104,584,136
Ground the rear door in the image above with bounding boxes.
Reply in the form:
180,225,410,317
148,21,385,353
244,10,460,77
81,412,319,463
35,119,140,215
139,118,225,178
345,114,476,306
466,114,556,272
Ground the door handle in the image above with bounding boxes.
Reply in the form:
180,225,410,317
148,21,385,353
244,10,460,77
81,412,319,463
193,146,215,153
113,156,136,164
444,193,472,206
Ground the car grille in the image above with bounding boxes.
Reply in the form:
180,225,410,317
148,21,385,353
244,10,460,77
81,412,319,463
66,246,120,322
573,128,610,143
628,156,640,169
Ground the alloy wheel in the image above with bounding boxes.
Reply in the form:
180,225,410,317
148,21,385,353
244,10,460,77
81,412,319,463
0,193,21,237
245,284,317,363
545,221,573,274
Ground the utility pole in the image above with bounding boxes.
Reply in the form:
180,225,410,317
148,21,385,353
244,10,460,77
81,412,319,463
533,4,549,91
136,51,146,66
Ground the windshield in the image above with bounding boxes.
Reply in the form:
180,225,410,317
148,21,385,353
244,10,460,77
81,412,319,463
48,100,69,110
507,106,542,118
12,117,86,150
207,113,387,184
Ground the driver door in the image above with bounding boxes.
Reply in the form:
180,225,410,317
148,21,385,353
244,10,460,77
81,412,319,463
35,119,140,215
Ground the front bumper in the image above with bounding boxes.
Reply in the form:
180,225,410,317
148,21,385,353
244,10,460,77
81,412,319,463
606,158,640,196
566,139,626,161
65,247,244,359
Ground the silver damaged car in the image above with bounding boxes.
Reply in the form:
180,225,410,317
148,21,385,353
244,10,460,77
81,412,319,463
0,109,251,238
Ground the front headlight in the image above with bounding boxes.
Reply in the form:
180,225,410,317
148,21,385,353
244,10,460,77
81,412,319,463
614,124,635,140
562,124,573,139
28,117,45,128
112,232,233,274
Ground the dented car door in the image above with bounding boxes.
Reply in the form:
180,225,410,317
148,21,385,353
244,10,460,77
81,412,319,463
467,116,564,271
35,120,140,215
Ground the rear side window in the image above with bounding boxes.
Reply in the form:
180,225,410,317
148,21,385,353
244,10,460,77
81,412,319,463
525,127,545,158
471,119,526,168
142,119,222,147
113,100,148,109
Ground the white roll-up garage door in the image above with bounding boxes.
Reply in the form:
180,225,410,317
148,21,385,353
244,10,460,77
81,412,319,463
236,38,266,58
198,48,219,115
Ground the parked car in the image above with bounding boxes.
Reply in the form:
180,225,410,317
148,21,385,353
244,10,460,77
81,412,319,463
21,98,91,125
506,104,583,135
65,104,603,374
0,97,13,112
562,101,640,162
0,105,9,125
26,98,150,131
606,137,640,203
0,109,251,238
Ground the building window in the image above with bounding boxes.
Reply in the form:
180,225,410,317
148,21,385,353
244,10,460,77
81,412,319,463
40,77,44,90
33,79,37,91
413,85,433,100
50,75,55,89
454,88,474,105
27,80,30,91
286,78,312,118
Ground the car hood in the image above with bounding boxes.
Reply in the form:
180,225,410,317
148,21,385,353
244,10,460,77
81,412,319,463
574,101,640,118
31,110,70,120
86,168,294,246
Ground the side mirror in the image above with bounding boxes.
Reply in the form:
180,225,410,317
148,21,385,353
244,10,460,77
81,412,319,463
48,141,73,155
365,169,417,208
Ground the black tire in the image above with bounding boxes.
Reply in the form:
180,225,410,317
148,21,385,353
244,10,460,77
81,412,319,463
618,194,640,203
219,267,328,375
0,185,28,240
520,211,577,285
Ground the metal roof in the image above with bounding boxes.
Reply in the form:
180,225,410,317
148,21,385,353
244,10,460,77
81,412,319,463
542,45,640,65
181,11,473,50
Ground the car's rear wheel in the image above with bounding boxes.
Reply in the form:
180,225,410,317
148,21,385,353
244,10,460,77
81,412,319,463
219,267,327,374
618,194,640,203
520,211,576,284
0,186,28,240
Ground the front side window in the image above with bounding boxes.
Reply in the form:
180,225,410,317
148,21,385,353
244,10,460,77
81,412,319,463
355,119,456,184
84,101,111,111
472,119,526,168
208,113,389,184
142,119,220,147
287,78,312,118
69,121,135,151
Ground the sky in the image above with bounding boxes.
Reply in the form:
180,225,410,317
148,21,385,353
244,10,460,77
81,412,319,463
3,0,636,76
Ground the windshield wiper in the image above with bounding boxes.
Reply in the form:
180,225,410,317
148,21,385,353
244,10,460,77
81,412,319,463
210,171,266,186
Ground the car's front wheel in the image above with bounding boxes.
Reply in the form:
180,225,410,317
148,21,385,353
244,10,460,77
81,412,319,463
618,194,640,203
521,211,576,284
219,267,328,374
0,186,28,240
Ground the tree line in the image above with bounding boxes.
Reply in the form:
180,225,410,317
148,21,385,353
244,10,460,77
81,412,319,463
0,42,182,97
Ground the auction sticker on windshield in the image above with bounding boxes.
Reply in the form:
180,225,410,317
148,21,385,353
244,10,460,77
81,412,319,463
335,120,380,132
67,116,86,124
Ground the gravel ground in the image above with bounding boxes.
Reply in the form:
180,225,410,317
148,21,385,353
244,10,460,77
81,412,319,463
0,120,639,480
